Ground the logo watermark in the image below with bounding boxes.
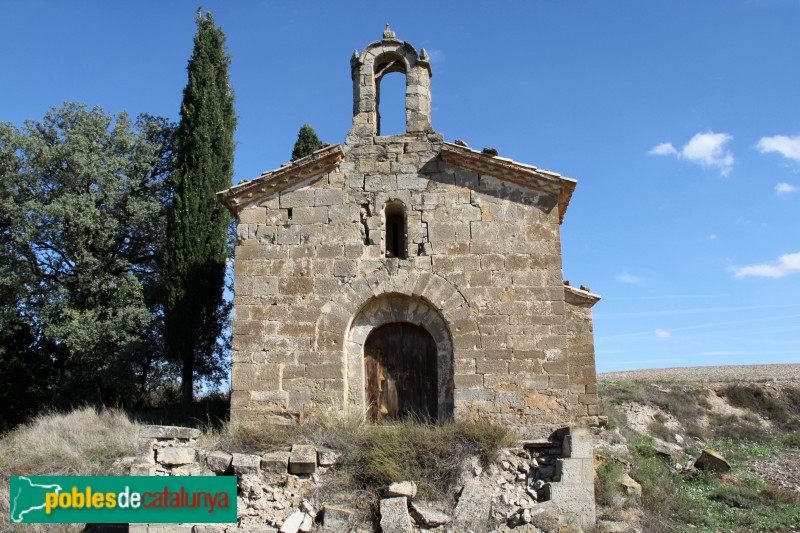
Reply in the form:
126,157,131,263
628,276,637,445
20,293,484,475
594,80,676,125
9,476,237,523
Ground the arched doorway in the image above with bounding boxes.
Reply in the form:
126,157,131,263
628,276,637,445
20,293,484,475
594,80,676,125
364,322,437,421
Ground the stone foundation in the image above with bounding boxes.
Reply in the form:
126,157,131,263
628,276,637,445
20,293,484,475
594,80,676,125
128,424,595,532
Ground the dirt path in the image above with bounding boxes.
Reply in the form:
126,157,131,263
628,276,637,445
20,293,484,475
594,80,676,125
598,363,800,383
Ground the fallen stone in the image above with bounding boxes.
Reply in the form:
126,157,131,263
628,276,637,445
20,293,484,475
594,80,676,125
232,453,262,476
380,497,412,533
387,480,417,499
452,479,492,531
317,447,339,467
156,446,196,466
280,509,305,533
129,463,157,476
206,450,233,473
139,425,201,440
410,501,450,527
321,505,353,532
238,474,265,500
694,449,731,473
653,440,679,460
299,513,313,532
300,500,315,515
262,450,291,474
192,525,231,533
289,445,317,475
619,473,642,498
528,509,561,532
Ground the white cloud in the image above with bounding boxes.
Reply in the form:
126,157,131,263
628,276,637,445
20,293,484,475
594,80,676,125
655,329,671,340
708,233,718,240
757,134,800,162
616,272,642,285
735,252,800,279
775,182,798,194
648,131,734,176
682,132,735,175
648,142,678,156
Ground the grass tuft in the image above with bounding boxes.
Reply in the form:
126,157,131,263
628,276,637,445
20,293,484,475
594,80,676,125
0,406,138,532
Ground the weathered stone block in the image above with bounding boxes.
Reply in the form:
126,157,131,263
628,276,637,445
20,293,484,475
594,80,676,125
139,426,201,440
205,450,233,474
387,481,417,499
129,463,157,476
289,444,317,474
279,189,315,208
232,453,262,475
156,447,196,466
315,188,342,206
321,505,353,532
317,448,339,467
380,497,412,533
452,479,491,530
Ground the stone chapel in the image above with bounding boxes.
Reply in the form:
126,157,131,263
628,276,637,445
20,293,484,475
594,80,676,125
218,27,601,429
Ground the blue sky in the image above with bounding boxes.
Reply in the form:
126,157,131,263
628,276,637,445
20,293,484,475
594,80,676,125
3,1,799,372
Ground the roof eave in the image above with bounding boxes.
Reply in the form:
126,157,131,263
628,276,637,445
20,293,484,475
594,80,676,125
564,285,602,307
439,143,577,224
217,144,345,215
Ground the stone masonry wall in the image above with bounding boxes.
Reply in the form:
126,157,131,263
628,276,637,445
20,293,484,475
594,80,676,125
565,287,601,421
230,132,578,426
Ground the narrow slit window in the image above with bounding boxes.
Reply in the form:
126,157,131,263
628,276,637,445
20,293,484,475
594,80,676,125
385,203,406,259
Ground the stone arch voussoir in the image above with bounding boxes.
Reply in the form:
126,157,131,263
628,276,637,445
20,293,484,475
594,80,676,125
314,267,480,419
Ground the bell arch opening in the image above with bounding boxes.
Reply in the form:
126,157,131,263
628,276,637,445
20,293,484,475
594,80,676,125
374,53,408,136
346,293,454,422
376,72,406,136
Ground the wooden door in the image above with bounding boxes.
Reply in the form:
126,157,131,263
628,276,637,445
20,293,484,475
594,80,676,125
364,322,438,422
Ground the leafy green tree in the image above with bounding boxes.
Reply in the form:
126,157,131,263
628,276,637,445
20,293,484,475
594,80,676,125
291,124,323,161
0,103,175,428
162,9,236,408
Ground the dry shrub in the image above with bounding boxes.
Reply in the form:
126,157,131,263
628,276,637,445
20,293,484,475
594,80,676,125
721,385,788,424
0,406,137,476
709,413,766,443
0,406,138,531
594,459,624,506
647,419,673,442
761,484,799,506
601,381,646,405
215,419,301,453
340,419,512,498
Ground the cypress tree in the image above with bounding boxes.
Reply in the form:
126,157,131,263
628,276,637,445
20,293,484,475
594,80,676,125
163,9,236,408
291,124,323,161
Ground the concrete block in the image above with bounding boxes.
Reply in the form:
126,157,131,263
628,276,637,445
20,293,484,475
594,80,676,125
565,431,594,459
